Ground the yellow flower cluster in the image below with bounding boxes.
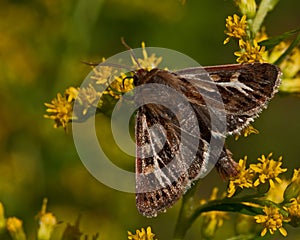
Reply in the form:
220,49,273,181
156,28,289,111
200,188,229,238
90,58,118,85
227,156,254,197
234,39,266,63
268,42,300,95
44,87,78,130
103,73,134,99
224,14,266,63
44,42,162,130
76,84,102,115
224,14,248,45
1,199,57,240
254,167,300,237
227,155,300,237
1,202,26,240
128,226,157,240
0,199,105,240
227,153,286,197
286,197,300,222
224,8,300,95
283,169,300,224
90,58,134,99
234,124,259,140
254,206,288,237
250,154,287,188
90,42,162,100
134,42,162,70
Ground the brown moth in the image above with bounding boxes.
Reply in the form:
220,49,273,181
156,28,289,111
132,63,281,217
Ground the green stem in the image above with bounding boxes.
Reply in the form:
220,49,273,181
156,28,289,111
173,183,199,240
189,198,264,223
173,190,272,239
251,0,280,36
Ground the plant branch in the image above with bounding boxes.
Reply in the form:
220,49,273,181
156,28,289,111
251,0,280,35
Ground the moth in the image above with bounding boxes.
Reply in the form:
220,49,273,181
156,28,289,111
131,63,281,217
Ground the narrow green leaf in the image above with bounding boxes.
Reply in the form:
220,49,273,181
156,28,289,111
259,28,300,50
274,34,300,65
193,202,264,216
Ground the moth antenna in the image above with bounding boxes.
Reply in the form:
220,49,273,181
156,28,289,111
121,37,142,69
81,60,134,71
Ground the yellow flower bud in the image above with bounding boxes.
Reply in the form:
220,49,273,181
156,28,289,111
38,213,57,240
235,0,257,19
284,169,300,202
201,211,228,238
6,217,26,240
0,202,6,234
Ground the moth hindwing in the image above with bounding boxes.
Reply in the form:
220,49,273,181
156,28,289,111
132,63,281,217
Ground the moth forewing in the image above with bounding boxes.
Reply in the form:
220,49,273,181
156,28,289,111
177,63,281,134
133,63,281,217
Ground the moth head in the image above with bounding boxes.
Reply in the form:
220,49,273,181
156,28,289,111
133,68,149,86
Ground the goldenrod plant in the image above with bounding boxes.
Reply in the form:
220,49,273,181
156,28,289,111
43,0,300,239
1,0,299,240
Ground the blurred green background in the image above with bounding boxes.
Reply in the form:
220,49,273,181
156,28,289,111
1,0,300,239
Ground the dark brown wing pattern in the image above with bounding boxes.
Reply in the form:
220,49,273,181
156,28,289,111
176,63,281,133
134,63,281,217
